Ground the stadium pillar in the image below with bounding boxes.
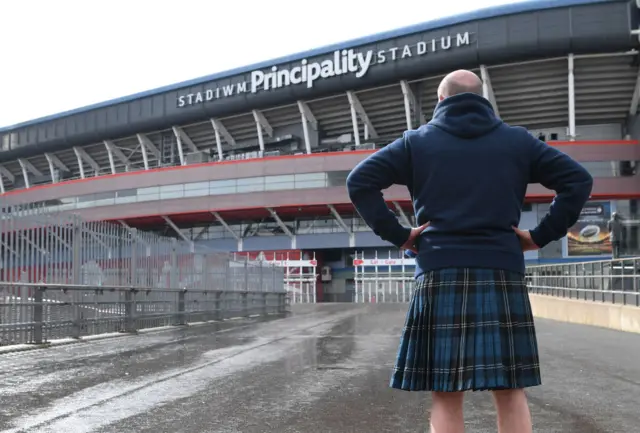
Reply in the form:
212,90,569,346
73,147,99,178
568,54,576,141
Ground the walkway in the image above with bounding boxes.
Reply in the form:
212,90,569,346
1,304,639,432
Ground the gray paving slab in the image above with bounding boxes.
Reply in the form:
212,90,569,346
0,303,639,433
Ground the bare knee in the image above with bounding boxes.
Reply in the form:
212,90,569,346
432,391,464,410
492,388,527,410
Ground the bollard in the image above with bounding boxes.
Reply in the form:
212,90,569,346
33,288,44,344
176,290,186,326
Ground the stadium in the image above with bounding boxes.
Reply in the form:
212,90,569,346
1,0,639,304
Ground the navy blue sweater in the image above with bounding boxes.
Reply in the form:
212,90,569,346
346,93,593,276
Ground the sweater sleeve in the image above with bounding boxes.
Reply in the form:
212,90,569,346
346,136,412,248
528,135,593,248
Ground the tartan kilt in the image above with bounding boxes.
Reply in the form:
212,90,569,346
390,267,541,392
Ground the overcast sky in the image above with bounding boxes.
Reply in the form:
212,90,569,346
0,0,520,128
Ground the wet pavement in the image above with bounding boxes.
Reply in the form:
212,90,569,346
0,303,639,433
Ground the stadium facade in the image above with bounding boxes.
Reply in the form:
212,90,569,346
1,0,639,302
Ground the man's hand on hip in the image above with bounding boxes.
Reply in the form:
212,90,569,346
512,226,540,252
401,222,430,254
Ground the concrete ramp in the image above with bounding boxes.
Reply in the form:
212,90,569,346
0,304,639,432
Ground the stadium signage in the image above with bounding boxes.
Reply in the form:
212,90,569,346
177,31,472,107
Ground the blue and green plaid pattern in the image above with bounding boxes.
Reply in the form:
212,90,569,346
390,267,541,392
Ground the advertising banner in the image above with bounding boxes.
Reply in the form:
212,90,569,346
566,202,612,256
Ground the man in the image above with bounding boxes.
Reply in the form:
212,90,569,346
608,212,623,258
346,70,593,433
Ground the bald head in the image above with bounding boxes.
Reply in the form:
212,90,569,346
437,70,483,101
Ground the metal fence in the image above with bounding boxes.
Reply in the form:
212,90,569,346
525,257,640,305
0,204,287,346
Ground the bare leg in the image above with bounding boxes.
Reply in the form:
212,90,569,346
429,391,465,433
492,389,532,433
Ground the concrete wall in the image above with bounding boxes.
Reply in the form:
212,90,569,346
530,294,640,334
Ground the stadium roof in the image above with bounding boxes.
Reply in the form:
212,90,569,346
0,0,618,132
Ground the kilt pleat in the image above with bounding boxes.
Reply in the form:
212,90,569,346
390,267,541,392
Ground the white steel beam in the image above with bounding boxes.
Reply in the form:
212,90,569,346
17,159,33,188
400,80,428,129
162,215,194,251
568,54,576,141
252,109,272,155
0,165,15,194
73,146,99,179
137,133,161,170
347,91,378,141
393,201,412,227
266,207,296,249
172,126,198,166
18,158,42,177
297,100,317,154
44,152,68,183
0,165,15,184
328,204,354,247
630,66,640,116
118,219,150,247
479,65,500,118
172,126,198,152
212,211,243,251
400,80,414,130
297,101,318,130
210,118,236,149
104,140,130,174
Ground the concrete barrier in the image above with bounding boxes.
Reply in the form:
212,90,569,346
529,294,640,334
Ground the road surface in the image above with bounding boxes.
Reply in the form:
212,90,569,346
0,303,639,432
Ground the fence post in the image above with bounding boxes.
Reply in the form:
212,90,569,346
177,289,186,325
71,219,82,338
33,287,44,344
125,229,138,333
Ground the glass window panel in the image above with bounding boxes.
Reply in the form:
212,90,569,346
237,176,264,186
160,184,184,193
237,182,265,193
138,186,159,195
116,189,136,198
265,175,294,184
77,194,96,203
210,179,236,195
137,192,160,202
327,171,349,187
294,172,326,182
115,195,136,204
295,179,326,189
264,181,290,191
184,187,208,198
184,181,209,191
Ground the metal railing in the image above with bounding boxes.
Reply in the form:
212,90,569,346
526,257,640,305
0,204,287,346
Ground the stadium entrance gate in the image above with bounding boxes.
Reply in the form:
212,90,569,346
353,252,415,303
233,251,318,304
